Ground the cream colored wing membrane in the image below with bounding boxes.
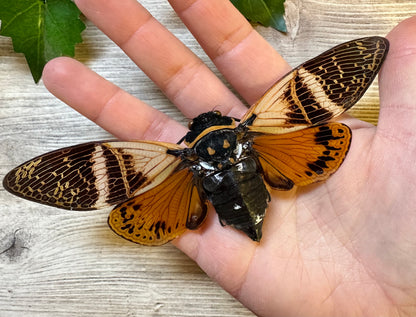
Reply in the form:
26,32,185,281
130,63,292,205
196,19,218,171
97,141,183,207
241,37,389,134
3,141,183,210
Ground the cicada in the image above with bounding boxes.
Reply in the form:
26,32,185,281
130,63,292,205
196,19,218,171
3,37,389,245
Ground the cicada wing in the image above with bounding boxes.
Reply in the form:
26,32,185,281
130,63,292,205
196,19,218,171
108,167,207,245
241,37,389,134
3,140,184,210
252,123,351,189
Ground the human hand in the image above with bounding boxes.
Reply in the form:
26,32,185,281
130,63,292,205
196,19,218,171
42,0,416,316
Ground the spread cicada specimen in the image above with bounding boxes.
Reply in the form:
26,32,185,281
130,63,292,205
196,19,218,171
3,37,389,245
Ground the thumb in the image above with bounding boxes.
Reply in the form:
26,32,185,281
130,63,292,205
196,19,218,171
377,16,416,143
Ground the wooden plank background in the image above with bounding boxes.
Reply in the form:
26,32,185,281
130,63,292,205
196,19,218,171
0,1,414,316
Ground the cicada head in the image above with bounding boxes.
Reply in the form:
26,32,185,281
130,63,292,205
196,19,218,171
183,111,235,145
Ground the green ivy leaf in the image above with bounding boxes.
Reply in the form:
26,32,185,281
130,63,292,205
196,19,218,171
0,0,85,83
231,0,287,33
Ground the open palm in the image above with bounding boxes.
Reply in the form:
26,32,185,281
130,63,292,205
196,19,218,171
42,0,416,316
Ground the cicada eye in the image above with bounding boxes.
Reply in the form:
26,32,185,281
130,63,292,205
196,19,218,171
213,110,222,116
188,120,194,130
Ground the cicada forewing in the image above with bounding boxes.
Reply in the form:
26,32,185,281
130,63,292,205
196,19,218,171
242,37,389,134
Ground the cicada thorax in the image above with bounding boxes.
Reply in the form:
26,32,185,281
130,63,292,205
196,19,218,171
184,111,270,241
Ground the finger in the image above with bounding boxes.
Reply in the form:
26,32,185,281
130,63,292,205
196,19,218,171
378,16,416,140
42,57,186,143
169,0,291,104
74,0,245,119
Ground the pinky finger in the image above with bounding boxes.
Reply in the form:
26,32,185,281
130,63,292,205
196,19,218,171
42,57,187,143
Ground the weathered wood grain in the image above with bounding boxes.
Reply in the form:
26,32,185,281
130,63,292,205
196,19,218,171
1,1,414,316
